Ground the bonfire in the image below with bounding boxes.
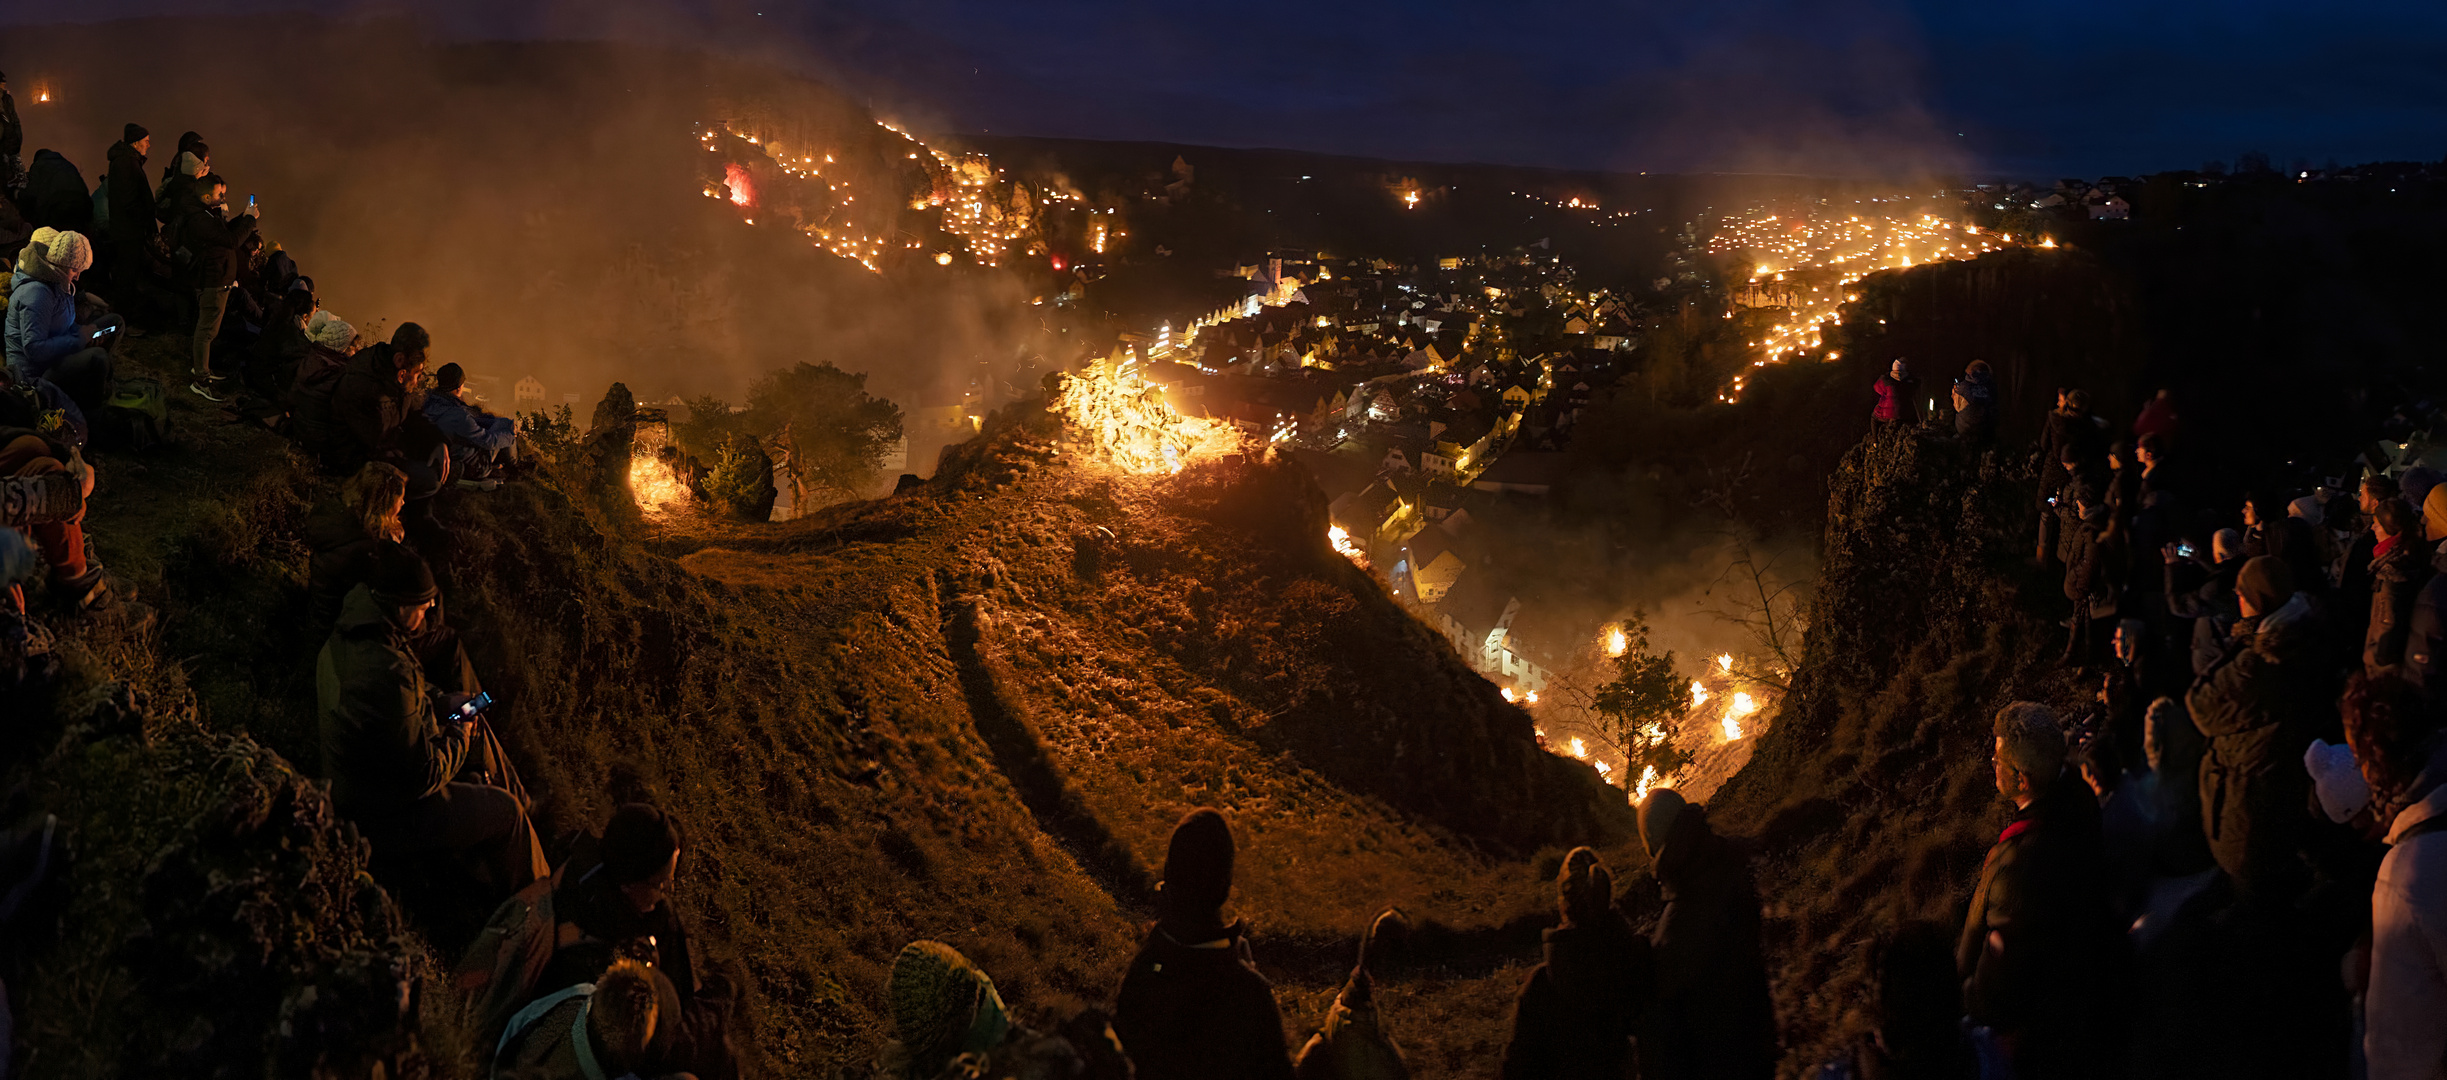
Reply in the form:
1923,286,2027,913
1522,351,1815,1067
1047,359,1246,475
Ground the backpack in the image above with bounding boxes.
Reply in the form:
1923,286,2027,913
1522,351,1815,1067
454,865,564,1040
90,377,169,454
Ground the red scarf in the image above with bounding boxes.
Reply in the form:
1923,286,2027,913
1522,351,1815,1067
2377,534,2402,560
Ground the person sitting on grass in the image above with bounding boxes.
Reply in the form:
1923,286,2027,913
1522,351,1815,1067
6,227,119,411
1114,808,1297,1080
0,425,126,617
883,940,1133,1080
317,542,543,899
422,362,518,486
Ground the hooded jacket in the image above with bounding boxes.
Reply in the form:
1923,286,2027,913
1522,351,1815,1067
2366,535,2432,676
315,583,466,820
302,497,392,627
2367,740,2447,1080
2402,545,2447,699
4,261,80,383
1951,368,1996,438
103,140,154,242
424,389,517,454
1641,816,1778,1080
1113,921,1297,1080
2185,592,2326,899
2062,504,2115,608
1872,372,1920,423
22,150,90,232
1500,915,1646,1080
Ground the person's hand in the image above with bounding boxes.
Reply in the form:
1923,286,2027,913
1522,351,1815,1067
2162,542,2184,565
66,448,95,498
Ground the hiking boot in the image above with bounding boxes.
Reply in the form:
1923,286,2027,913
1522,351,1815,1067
188,378,230,403
56,566,138,618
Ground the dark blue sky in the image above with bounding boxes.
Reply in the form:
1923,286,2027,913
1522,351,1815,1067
14,0,2446,178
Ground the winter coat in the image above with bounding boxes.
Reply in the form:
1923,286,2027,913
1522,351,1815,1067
103,140,153,244
330,344,410,466
2366,535,2431,677
2185,592,2325,900
535,840,701,1006
1872,373,1920,424
22,150,90,232
1297,982,1410,1080
4,273,81,382
0,90,18,159
156,171,207,238
175,204,258,290
1956,770,2120,1069
1642,820,1777,1080
2041,409,2107,477
2367,740,2447,1080
1112,921,1297,1080
316,583,466,821
424,389,517,454
1500,916,1646,1080
2404,546,2447,700
1951,370,1996,439
288,343,354,453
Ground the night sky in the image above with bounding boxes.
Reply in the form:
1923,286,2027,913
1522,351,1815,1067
12,0,2446,179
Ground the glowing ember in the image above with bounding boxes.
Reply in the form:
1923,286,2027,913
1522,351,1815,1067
1048,359,1246,475
1402,190,1420,209
724,162,756,207
1690,680,1710,710
1566,736,1587,758
1501,687,1518,703
1604,627,1628,657
935,252,955,266
2040,236,2059,249
1329,525,1369,565
1594,760,1613,781
1717,654,1734,673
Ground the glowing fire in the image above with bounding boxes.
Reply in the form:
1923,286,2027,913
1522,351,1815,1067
1633,765,1660,803
1526,690,1541,705
1717,654,1733,673
1501,687,1517,703
935,252,955,266
723,162,755,208
1690,680,1710,710
1329,525,1368,564
1604,627,1628,657
1566,736,1587,759
1048,359,1246,475
1725,691,1758,741
1402,190,1420,209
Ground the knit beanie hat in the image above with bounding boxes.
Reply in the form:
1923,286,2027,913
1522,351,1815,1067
2425,485,2447,543
176,150,206,179
1638,788,1687,859
433,362,466,393
123,122,149,144
1160,808,1236,910
888,941,1010,1075
601,803,681,885
2288,495,2323,528
307,310,355,350
365,541,439,607
2304,739,2371,824
39,228,91,275
2237,555,2294,617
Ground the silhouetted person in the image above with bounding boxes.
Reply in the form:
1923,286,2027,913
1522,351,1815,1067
1872,358,1920,429
20,150,90,232
1638,790,1777,1080
317,542,545,897
0,72,20,190
2188,556,2325,911
101,123,154,298
1501,848,1645,1080
2166,528,2244,675
1298,909,1410,1080
1957,703,2121,1080
2339,474,2401,652
1113,808,1296,1080
2339,674,2447,1079
2131,388,2179,445
2240,493,2322,596
2062,490,2115,668
330,323,450,521
1950,360,1996,445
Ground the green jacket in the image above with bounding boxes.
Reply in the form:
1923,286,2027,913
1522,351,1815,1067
2185,593,2324,897
317,584,464,818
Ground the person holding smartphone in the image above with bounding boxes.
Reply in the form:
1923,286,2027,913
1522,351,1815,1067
5,227,119,413
173,174,257,402
317,543,545,897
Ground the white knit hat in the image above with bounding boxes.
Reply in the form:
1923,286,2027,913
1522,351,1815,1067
40,228,92,274
307,310,356,350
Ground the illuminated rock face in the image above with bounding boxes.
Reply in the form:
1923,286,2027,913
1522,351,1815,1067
628,407,692,515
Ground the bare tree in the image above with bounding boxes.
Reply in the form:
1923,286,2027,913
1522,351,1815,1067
1693,454,1810,690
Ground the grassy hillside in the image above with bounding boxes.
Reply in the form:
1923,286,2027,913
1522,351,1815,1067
14,334,1634,1078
